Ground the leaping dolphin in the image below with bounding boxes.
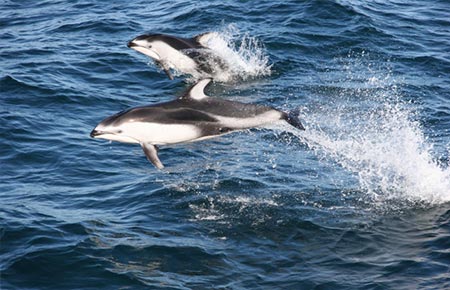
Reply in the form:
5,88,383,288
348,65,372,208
127,32,227,80
90,79,304,169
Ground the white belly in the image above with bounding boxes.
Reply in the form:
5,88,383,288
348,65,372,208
131,40,199,74
153,42,198,73
121,122,202,145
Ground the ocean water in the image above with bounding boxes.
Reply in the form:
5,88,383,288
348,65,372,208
1,0,450,289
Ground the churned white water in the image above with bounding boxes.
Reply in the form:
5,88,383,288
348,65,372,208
301,103,450,204
285,56,450,205
188,24,272,82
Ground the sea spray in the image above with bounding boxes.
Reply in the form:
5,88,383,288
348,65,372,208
285,54,450,205
189,24,272,82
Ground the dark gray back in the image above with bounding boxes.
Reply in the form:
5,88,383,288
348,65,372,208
134,34,204,50
100,97,276,127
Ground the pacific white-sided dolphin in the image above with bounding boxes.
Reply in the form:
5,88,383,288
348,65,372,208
127,32,227,80
90,79,304,169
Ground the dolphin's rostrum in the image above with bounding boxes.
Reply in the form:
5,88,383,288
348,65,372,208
90,79,304,169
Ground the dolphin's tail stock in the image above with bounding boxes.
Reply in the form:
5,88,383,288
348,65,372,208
283,108,305,130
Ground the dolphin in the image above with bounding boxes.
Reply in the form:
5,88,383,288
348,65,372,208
90,79,304,169
127,32,227,80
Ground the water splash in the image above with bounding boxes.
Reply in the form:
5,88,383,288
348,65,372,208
290,54,450,205
187,24,272,82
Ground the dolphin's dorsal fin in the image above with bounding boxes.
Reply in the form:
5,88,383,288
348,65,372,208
141,143,164,169
194,32,215,47
180,78,212,101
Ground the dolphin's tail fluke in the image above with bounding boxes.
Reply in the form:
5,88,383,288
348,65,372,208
283,109,305,130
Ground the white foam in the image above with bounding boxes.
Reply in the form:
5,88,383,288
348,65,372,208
188,24,272,82
288,56,450,205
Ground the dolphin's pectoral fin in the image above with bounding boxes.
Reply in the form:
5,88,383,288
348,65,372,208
141,143,164,169
163,67,174,80
155,61,174,80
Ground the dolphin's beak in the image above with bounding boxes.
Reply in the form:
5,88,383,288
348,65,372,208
90,129,102,138
127,40,136,48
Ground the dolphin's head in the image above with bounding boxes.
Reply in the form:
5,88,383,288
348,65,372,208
90,110,139,144
127,34,166,61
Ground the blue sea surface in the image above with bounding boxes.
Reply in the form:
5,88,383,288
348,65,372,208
1,0,450,289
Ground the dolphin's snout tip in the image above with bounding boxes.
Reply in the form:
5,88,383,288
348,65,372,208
127,40,136,48
90,129,100,138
